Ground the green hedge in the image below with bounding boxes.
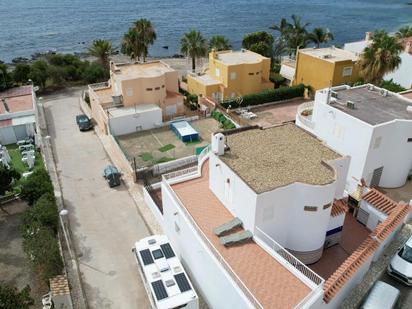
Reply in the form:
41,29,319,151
212,110,236,130
221,84,305,109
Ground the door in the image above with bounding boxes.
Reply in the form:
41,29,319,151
14,124,28,141
370,166,384,187
0,126,17,145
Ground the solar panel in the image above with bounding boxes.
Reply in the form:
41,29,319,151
151,280,168,301
139,249,154,265
160,243,176,259
174,273,192,293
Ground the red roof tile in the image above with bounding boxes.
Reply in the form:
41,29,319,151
362,188,399,215
331,199,348,217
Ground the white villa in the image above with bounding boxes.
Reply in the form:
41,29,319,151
296,84,412,195
143,123,410,309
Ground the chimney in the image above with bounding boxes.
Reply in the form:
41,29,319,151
365,32,373,41
212,133,226,156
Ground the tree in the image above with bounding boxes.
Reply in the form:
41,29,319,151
270,18,291,38
0,64,13,91
242,31,274,58
307,27,334,48
88,39,114,71
209,35,231,51
0,284,34,309
180,30,208,71
121,28,141,61
359,30,403,84
22,225,63,282
28,60,49,91
81,62,106,84
395,26,412,39
134,19,157,62
23,193,58,234
0,165,20,196
286,15,310,54
20,169,54,205
272,37,288,63
12,64,31,84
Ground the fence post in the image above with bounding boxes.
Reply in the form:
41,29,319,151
133,157,138,183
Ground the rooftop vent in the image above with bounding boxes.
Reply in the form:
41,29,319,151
322,54,333,59
380,89,388,97
346,100,356,109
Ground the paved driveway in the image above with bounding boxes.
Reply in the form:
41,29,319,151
42,88,150,309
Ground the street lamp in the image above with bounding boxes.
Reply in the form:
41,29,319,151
59,209,74,260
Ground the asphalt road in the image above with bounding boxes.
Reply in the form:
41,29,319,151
42,88,151,309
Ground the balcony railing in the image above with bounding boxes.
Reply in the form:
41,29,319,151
162,170,263,309
297,101,315,130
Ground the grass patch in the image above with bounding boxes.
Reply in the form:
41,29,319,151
158,144,175,153
7,144,44,175
154,157,175,164
139,152,154,162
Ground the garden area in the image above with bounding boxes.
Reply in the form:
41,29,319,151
116,117,220,168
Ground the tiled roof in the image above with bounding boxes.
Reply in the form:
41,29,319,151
0,85,32,99
371,203,410,242
323,198,410,303
362,188,399,215
331,199,348,217
323,237,379,303
49,275,70,296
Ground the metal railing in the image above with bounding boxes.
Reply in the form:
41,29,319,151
88,81,109,90
163,166,199,181
296,101,315,130
197,144,211,166
162,173,264,309
255,227,324,287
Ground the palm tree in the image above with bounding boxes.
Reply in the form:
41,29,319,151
269,18,291,38
180,30,208,72
307,28,334,48
272,37,288,63
88,39,114,71
395,26,412,39
359,30,403,84
134,18,157,62
209,35,231,51
121,28,141,61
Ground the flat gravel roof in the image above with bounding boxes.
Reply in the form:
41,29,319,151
220,124,340,193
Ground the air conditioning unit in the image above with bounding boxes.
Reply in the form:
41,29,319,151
346,100,355,109
380,89,388,97
112,95,123,106
331,91,338,99
368,85,374,91
322,54,333,59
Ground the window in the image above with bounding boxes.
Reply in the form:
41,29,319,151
248,72,254,76
323,203,332,210
215,68,220,77
256,72,260,75
146,88,153,91
342,66,353,77
304,206,318,212
161,85,165,88
126,88,133,96
408,138,412,142
155,87,160,90
230,72,237,80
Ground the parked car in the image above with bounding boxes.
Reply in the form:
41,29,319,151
387,234,412,285
76,114,93,131
103,165,121,187
359,280,400,309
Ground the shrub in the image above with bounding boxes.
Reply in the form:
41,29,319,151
379,79,406,93
212,110,236,129
20,169,53,205
221,84,305,109
0,165,20,196
0,284,34,309
13,64,31,84
22,193,58,234
81,62,106,84
269,73,286,88
22,225,63,282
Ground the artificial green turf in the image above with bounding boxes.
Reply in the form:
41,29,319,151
154,157,175,164
158,144,175,152
6,144,44,174
139,152,154,162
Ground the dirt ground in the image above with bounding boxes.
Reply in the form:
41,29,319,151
240,98,308,128
117,118,220,168
380,179,412,204
0,200,48,307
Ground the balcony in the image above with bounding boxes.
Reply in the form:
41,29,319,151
280,56,296,82
296,101,316,131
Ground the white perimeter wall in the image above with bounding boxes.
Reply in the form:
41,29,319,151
108,108,162,136
363,120,412,188
385,52,412,89
255,181,336,252
161,183,253,309
209,153,257,231
310,95,374,193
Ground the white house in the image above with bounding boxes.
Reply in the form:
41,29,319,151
296,84,412,195
143,123,410,309
0,85,37,145
344,33,412,89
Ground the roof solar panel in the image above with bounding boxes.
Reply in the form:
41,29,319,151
160,243,176,259
174,273,192,293
151,280,168,300
139,249,154,265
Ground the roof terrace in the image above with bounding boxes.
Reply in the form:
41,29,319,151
214,49,268,65
299,47,358,63
111,61,175,79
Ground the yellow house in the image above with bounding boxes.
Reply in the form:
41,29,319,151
88,61,184,134
281,47,360,91
187,49,274,101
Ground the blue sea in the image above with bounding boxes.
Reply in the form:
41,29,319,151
0,0,411,62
